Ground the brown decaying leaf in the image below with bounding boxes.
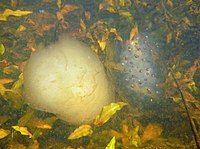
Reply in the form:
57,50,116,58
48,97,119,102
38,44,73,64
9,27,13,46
68,125,93,140
129,24,138,41
166,32,172,44
110,120,141,147
99,0,116,13
60,5,79,15
0,59,10,68
141,123,162,142
11,0,18,8
182,60,200,83
56,12,64,21
27,118,52,129
85,11,91,21
104,61,125,71
182,90,197,103
27,140,40,149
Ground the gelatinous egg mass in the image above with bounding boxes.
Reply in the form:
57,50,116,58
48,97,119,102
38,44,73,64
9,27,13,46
23,37,113,125
118,35,161,100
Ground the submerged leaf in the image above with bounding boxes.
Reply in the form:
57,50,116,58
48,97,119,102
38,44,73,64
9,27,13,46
68,125,93,140
3,65,19,75
166,32,172,44
98,40,107,51
0,79,13,85
12,126,33,138
94,102,128,126
0,43,5,55
0,129,10,139
57,0,62,9
17,25,26,32
80,19,87,31
110,28,123,42
104,61,125,71
99,0,116,13
129,24,138,41
0,9,32,21
0,79,13,96
141,123,162,142
119,10,133,22
27,118,52,129
0,116,10,125
129,126,141,147
60,5,79,15
105,136,116,149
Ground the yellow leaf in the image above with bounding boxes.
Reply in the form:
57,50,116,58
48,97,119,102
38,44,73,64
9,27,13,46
12,73,23,91
187,81,198,95
3,65,19,74
175,71,182,79
0,129,10,139
0,84,6,96
119,0,125,6
12,126,33,138
0,9,32,21
0,79,13,85
0,43,5,55
0,14,7,21
129,126,140,147
98,40,107,51
94,102,128,126
119,10,132,18
105,136,116,149
110,28,123,42
80,19,86,31
68,125,93,140
129,24,138,41
119,10,133,22
17,25,26,32
170,96,182,102
0,79,13,96
57,0,62,9
106,7,116,13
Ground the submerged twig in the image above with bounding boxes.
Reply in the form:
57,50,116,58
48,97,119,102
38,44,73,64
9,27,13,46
169,68,200,148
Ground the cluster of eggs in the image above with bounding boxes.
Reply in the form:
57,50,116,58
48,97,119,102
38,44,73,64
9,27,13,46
118,35,161,101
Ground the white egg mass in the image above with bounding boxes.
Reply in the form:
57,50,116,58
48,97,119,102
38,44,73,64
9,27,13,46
23,37,113,125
